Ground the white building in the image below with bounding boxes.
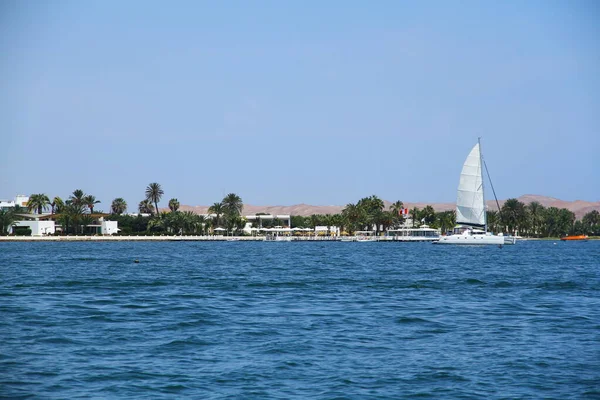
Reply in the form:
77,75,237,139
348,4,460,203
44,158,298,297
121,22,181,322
0,195,29,211
101,220,119,235
245,214,291,228
12,220,56,236
9,214,119,236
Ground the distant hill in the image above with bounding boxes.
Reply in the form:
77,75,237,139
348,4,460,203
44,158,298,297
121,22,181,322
175,194,599,219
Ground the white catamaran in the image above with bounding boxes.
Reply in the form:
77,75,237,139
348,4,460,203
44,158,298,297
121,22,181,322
434,139,514,245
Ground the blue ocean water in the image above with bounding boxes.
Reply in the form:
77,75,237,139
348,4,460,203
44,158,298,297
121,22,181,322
1,241,599,399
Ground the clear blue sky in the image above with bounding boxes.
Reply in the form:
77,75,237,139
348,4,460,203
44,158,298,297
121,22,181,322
1,1,598,211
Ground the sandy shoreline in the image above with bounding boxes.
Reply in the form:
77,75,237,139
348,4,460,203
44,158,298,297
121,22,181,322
1,236,596,242
0,235,262,242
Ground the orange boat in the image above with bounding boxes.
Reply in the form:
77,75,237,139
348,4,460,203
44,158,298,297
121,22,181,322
560,235,589,241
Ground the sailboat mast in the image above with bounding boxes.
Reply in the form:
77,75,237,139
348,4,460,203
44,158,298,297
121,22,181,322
481,140,503,232
478,137,487,232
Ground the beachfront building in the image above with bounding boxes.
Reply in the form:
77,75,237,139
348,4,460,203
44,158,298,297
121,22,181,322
0,195,29,211
9,214,119,236
245,214,291,228
12,220,56,236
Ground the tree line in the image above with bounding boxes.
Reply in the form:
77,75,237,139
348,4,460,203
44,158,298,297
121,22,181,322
1,186,599,237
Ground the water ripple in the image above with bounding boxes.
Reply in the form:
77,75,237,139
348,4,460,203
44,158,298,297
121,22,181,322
1,240,599,399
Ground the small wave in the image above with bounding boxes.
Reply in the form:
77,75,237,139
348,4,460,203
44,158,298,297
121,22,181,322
396,317,433,325
465,278,486,285
404,281,442,289
494,281,513,288
536,281,580,290
156,338,213,349
246,281,309,288
39,336,78,345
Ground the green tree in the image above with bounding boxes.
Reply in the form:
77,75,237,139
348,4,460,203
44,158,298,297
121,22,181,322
342,203,362,235
138,199,154,214
222,193,243,218
168,198,180,213
501,198,526,234
526,201,545,237
435,210,456,234
409,207,420,228
208,202,225,228
145,183,164,217
27,193,50,214
83,195,100,214
356,195,384,233
111,198,127,214
420,205,436,225
59,202,86,234
69,189,86,206
558,208,576,236
181,211,202,235
486,210,500,233
582,210,600,235
0,206,23,235
328,214,342,235
51,196,64,214
390,200,406,227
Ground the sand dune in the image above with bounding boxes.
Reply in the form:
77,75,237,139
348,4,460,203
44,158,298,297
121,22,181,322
175,194,599,219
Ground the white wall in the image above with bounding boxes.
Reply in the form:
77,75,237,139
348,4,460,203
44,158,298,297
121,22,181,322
101,221,119,235
12,221,55,236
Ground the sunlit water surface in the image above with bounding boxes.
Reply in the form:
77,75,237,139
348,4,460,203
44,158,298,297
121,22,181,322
1,241,599,399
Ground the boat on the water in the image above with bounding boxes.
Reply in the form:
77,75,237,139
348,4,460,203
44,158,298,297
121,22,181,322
342,231,378,242
560,235,589,241
434,139,513,246
264,234,293,242
385,225,440,242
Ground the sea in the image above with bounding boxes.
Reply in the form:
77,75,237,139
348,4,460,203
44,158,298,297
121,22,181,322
1,240,599,399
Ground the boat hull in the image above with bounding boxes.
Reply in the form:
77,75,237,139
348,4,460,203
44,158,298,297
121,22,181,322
560,235,588,241
434,234,505,245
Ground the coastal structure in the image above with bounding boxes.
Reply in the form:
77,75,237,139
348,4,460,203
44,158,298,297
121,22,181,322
0,195,29,211
9,213,119,236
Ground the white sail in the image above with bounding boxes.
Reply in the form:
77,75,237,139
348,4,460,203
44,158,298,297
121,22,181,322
456,143,486,227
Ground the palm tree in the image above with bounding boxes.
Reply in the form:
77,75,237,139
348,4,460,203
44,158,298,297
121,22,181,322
421,205,436,225
168,198,180,213
390,200,405,227
145,183,164,217
379,211,395,233
501,198,526,234
526,201,545,237
83,195,100,214
486,210,500,233
69,189,85,206
27,194,50,214
0,206,23,235
222,193,243,217
582,210,600,235
179,211,197,234
331,213,345,236
147,216,166,233
558,208,576,236
59,202,85,234
436,210,456,234
409,207,420,228
138,199,154,214
208,202,225,228
342,203,361,235
111,198,128,215
51,196,64,214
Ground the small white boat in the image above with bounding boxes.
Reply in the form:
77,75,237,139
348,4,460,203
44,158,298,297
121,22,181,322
434,139,513,246
356,236,377,242
264,234,292,242
355,231,378,242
